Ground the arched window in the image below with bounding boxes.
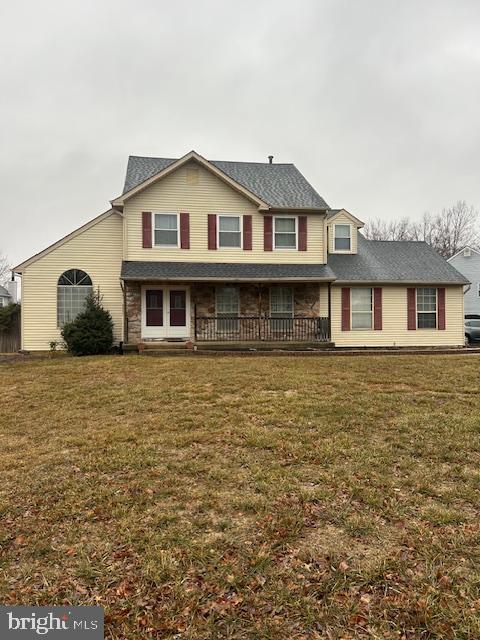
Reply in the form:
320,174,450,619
57,269,93,327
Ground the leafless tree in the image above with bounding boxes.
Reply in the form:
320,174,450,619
363,216,416,241
0,253,9,286
363,201,480,258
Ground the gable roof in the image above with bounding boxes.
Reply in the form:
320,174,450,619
0,285,11,298
327,234,469,284
13,209,121,272
326,208,364,227
120,152,329,210
447,245,480,261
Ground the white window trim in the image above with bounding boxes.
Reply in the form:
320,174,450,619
351,287,373,331
217,214,243,250
273,215,298,251
153,212,180,248
269,286,294,317
215,285,240,316
333,223,352,253
416,287,437,330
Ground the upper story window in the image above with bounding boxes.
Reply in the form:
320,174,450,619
417,287,437,328
274,217,297,249
57,269,93,327
218,215,241,248
351,288,372,330
154,213,178,247
334,224,351,251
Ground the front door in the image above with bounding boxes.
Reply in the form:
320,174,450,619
142,286,190,339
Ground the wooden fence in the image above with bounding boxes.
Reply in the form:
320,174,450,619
0,307,20,352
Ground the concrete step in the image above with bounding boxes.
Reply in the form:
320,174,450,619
196,341,334,352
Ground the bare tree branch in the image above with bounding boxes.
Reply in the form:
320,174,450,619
363,201,480,258
0,253,10,286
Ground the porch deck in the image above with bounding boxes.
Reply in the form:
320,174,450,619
194,315,330,342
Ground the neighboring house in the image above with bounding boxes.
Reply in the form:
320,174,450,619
13,150,468,350
0,285,12,307
447,246,480,317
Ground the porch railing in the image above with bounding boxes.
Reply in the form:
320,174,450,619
194,316,330,342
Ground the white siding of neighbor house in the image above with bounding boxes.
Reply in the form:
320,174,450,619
448,251,480,315
123,160,326,263
331,284,464,347
21,213,124,350
327,212,358,255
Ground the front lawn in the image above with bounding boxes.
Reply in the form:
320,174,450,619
1,355,479,639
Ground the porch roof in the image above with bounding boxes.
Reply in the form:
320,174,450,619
121,261,336,282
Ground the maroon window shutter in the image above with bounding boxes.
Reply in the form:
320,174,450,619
264,216,273,251
180,212,190,249
407,288,416,330
438,287,446,330
298,216,307,251
207,214,217,250
142,212,152,248
341,288,350,331
243,215,252,250
373,287,382,330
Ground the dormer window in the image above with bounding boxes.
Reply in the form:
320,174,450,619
334,224,351,251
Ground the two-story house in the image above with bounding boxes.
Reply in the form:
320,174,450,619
448,246,480,317
14,150,468,351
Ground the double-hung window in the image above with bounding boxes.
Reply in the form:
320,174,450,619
270,286,294,332
218,216,241,248
334,224,351,251
351,288,372,329
274,217,297,249
216,286,239,332
154,214,178,247
417,287,437,328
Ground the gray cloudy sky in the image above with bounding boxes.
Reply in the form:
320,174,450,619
2,0,480,266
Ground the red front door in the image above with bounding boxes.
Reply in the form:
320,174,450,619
169,290,186,327
146,289,163,326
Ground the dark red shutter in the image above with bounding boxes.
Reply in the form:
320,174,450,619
243,215,252,250
264,216,273,251
341,288,350,331
180,212,190,249
438,287,446,330
407,288,416,330
298,216,307,251
208,214,217,250
142,212,152,248
373,287,382,330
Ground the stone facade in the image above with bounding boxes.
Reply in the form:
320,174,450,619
125,281,326,344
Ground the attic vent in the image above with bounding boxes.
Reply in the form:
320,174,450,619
463,247,471,257
186,167,199,185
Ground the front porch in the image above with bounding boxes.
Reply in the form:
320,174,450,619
124,281,332,345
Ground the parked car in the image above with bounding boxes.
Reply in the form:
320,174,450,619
465,319,480,345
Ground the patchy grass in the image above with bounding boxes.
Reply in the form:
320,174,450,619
1,354,480,639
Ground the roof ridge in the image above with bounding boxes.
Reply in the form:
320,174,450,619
129,155,296,167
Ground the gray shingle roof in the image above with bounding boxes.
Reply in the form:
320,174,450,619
327,234,469,284
121,261,335,282
122,156,329,209
0,285,11,297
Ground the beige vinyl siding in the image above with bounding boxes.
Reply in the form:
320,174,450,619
331,285,464,347
21,213,124,350
124,161,325,263
327,213,358,254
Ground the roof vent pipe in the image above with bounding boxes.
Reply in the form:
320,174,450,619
268,155,273,164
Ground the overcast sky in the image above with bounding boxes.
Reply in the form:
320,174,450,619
1,0,480,266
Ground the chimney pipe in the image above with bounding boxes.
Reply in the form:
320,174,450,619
268,155,273,164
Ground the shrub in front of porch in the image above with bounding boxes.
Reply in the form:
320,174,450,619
61,292,114,356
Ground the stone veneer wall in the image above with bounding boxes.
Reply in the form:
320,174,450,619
125,282,324,344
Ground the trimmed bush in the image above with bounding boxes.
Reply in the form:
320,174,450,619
61,292,114,356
